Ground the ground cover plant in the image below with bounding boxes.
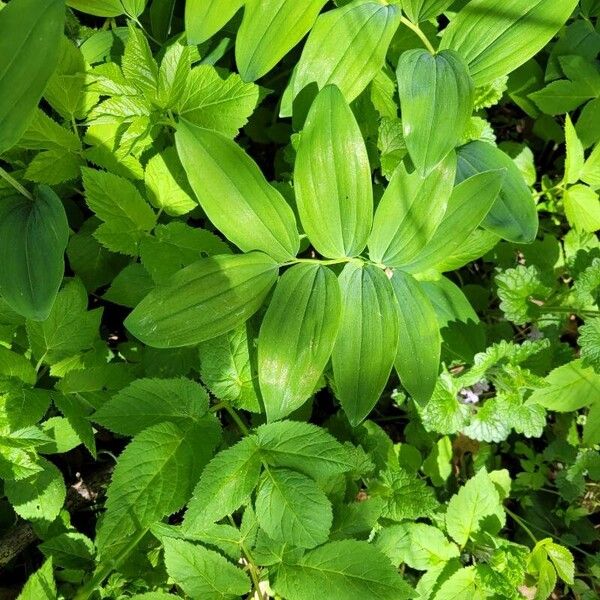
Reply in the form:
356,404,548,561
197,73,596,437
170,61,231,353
0,0,599,598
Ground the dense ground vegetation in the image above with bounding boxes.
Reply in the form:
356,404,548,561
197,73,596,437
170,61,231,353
0,0,599,598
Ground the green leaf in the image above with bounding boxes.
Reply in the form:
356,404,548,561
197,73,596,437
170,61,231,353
440,0,579,87
39,532,95,570
280,1,401,117
529,80,595,115
256,468,332,549
402,0,454,22
332,263,399,426
256,421,352,480
26,279,102,366
583,402,600,445
96,421,218,559
397,49,473,176
103,263,154,308
581,143,600,188
565,114,585,185
580,318,600,371
93,378,211,436
0,187,69,321
0,0,65,153
294,85,372,258
122,25,159,100
433,566,483,600
125,253,279,348
163,538,250,600
5,458,66,522
404,169,505,273
527,360,600,412
368,154,456,266
67,0,123,16
545,542,575,584
185,0,244,44
183,436,262,528
122,0,147,17
445,469,505,547
175,120,299,261
82,168,156,256
16,559,56,600
259,264,341,421
456,141,538,243
564,185,600,232
24,149,83,185
236,0,327,81
274,540,415,600
390,271,441,405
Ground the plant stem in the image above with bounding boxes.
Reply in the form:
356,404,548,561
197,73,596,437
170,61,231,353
0,166,33,201
212,401,250,436
538,305,600,318
505,507,537,545
399,16,436,54
227,516,264,600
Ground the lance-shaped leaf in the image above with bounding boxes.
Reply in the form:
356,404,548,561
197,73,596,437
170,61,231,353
369,153,456,267
332,262,399,426
457,141,539,244
0,187,69,321
175,120,299,262
390,271,441,405
295,85,372,258
440,0,579,87
280,1,401,117
404,170,505,274
67,0,123,15
125,253,279,348
185,0,245,44
236,0,327,82
0,0,65,154
402,0,454,22
259,264,341,421
397,49,474,176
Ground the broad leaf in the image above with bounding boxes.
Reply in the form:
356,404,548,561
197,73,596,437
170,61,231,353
402,0,454,22
255,468,332,549
457,141,539,243
16,560,56,600
390,271,441,405
0,187,69,321
0,0,65,154
236,0,327,81
368,153,456,266
397,49,473,176
295,85,372,258
404,169,505,273
563,185,600,233
332,263,399,426
259,264,341,421
280,1,401,117
175,120,299,261
185,0,245,44
67,0,123,16
125,253,279,348
440,0,579,86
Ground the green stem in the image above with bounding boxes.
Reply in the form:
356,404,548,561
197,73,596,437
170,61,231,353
227,516,264,600
539,305,600,318
505,507,538,545
0,166,33,201
212,401,250,436
399,16,436,54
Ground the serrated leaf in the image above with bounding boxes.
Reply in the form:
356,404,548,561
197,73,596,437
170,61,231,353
16,559,56,600
580,318,600,371
332,262,399,426
434,566,484,600
397,49,473,176
175,120,299,261
39,532,95,570
564,184,600,232
259,264,341,420
565,114,585,185
125,253,279,348
0,347,36,385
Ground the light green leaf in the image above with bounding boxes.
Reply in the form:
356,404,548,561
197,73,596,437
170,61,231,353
434,566,484,600
369,153,456,267
440,0,579,87
0,187,69,321
0,348,37,385
93,378,211,436
183,436,262,528
397,49,473,176
445,469,505,547
0,0,65,153
163,538,250,600
24,149,83,185
122,0,147,17
527,360,600,412
157,41,191,109
96,421,218,559
39,532,95,570
294,85,372,258
256,468,332,549
256,421,352,480
390,271,441,405
332,263,399,426
67,0,123,16
565,114,585,185
404,169,505,273
122,25,159,100
581,143,600,188
125,253,279,348
280,1,401,117
237,0,327,81
545,542,575,584
578,318,600,371
185,0,244,44
175,120,299,261
456,141,538,243
564,184,600,232
274,540,414,600
16,559,56,600
259,264,341,420
402,0,454,22
529,79,594,115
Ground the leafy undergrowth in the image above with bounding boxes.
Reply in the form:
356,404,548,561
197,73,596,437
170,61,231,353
0,1,599,599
